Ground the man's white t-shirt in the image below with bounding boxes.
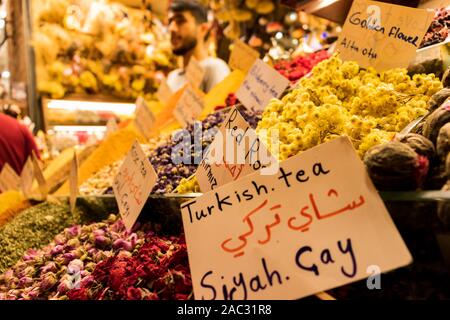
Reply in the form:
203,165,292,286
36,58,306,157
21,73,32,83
167,57,230,93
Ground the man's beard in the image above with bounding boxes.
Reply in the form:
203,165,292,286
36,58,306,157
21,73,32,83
172,36,198,56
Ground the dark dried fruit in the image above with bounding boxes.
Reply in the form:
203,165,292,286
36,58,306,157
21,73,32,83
424,164,447,190
396,133,435,160
427,88,450,112
442,67,450,88
411,121,425,135
446,153,450,180
437,123,450,162
364,142,429,191
437,181,450,226
423,102,450,144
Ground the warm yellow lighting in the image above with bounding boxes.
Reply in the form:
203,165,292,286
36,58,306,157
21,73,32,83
47,100,136,116
52,125,107,132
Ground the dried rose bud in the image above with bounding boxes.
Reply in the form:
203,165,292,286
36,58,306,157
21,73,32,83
64,225,80,238
51,245,64,256
56,279,72,295
18,276,34,288
62,253,77,265
23,249,39,262
39,272,57,291
40,262,57,274
93,229,105,237
66,238,80,249
94,235,111,248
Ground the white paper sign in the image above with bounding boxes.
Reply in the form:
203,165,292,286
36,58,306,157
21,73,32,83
229,40,260,73
20,157,34,197
173,85,204,127
134,97,156,140
181,137,412,300
112,141,157,231
0,163,20,192
186,57,205,90
156,79,174,104
196,107,278,192
106,118,119,137
236,59,290,111
70,151,79,214
31,152,48,200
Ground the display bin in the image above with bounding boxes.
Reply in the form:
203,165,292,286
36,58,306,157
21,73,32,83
68,191,450,300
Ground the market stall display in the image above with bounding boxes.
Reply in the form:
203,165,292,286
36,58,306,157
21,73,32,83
33,0,175,101
273,50,330,82
55,125,146,196
0,214,191,300
256,54,442,160
2,0,450,302
79,143,158,195
80,107,262,195
210,0,339,58
420,7,450,48
0,202,97,272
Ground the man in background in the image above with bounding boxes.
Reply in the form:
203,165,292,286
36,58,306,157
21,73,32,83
167,0,230,93
0,112,40,175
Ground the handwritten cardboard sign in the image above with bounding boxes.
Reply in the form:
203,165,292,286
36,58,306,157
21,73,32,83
186,57,205,90
20,157,34,197
181,137,412,300
229,40,260,74
173,85,205,127
196,107,278,192
106,118,119,137
236,59,290,111
0,163,20,192
156,79,174,104
134,97,156,140
70,151,78,214
335,0,434,71
32,151,48,200
112,141,157,231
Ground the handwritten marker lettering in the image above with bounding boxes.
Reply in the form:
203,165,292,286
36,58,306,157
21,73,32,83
196,107,277,193
181,137,412,300
295,238,357,278
236,59,290,111
336,0,434,71
200,258,283,300
220,189,365,259
112,141,157,231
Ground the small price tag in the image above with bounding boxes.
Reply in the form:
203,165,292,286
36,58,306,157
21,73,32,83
134,97,156,140
196,107,277,192
173,85,205,127
106,118,119,137
0,163,20,192
156,79,174,104
31,151,48,200
20,157,34,198
229,40,260,74
69,151,79,214
236,59,290,111
186,57,205,89
112,141,158,231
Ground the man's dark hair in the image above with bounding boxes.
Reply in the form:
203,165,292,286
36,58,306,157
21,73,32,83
169,0,208,24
